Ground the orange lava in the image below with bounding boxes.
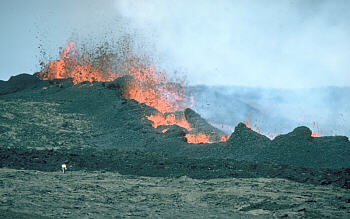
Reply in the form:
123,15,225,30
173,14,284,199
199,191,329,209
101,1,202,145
244,115,276,138
122,58,187,113
243,120,252,129
40,40,117,84
40,40,221,144
244,120,262,134
220,135,230,142
311,121,322,137
311,132,319,137
120,57,213,142
185,133,212,144
146,113,192,130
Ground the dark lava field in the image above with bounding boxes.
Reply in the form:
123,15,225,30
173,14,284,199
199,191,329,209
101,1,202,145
0,73,350,218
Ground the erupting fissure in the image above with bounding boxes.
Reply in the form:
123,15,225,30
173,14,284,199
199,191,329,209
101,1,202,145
185,133,212,144
311,121,322,137
244,115,279,139
243,115,322,139
146,113,192,130
40,40,220,144
243,115,262,134
40,40,118,84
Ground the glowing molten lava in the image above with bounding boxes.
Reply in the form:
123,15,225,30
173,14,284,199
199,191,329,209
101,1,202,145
40,40,224,144
122,58,187,112
40,40,117,84
146,113,192,130
120,57,206,139
220,135,230,142
185,133,212,144
311,121,322,137
243,120,252,129
243,115,261,134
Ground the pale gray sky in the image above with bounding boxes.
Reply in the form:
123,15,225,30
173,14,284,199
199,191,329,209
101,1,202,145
1,0,349,88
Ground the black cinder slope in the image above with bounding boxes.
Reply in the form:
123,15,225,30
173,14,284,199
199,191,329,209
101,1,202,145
0,73,41,95
0,73,349,170
226,122,271,160
265,126,350,169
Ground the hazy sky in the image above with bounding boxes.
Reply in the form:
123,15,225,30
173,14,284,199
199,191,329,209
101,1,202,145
0,0,349,88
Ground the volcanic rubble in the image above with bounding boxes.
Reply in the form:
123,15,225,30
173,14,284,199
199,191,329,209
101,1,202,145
0,73,349,190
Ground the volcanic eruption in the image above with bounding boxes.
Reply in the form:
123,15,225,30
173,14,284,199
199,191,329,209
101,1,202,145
39,39,227,143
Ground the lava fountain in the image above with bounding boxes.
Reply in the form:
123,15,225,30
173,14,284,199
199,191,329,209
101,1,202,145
39,40,220,144
40,40,118,84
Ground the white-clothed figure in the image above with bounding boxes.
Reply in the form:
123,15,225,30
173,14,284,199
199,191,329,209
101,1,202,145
61,163,67,173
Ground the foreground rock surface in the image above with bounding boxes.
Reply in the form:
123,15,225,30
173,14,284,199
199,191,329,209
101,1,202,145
0,168,349,218
1,147,349,189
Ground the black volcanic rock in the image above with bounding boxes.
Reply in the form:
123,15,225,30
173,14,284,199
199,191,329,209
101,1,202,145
265,126,350,168
0,125,10,134
270,126,314,150
184,108,226,141
1,72,350,169
184,108,211,131
228,122,271,143
162,125,187,139
48,78,74,88
105,75,134,92
0,73,41,95
225,122,271,161
274,126,312,142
